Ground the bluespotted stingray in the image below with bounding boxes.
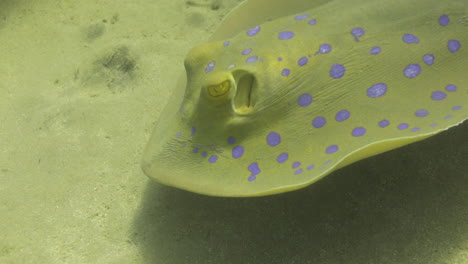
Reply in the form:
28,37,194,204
142,0,467,197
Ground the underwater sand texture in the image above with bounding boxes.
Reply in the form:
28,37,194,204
0,0,466,263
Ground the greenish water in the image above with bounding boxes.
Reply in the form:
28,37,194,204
0,0,466,263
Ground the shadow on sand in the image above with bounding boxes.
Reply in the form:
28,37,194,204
132,122,467,264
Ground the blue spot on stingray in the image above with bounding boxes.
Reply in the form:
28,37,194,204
292,162,301,169
445,84,457,92
295,14,310,20
379,120,390,128
205,61,215,73
298,56,308,66
367,83,387,98
246,56,258,63
415,109,429,117
208,155,218,163
448,40,461,53
248,162,261,181
352,127,367,137
403,34,419,44
246,26,261,36
330,64,346,79
326,145,339,154
439,15,450,26
398,123,409,130
431,91,447,101
335,109,351,122
404,64,421,78
351,27,365,41
298,93,313,107
423,54,435,65
267,132,281,147
232,146,244,159
294,169,303,175
278,31,295,40
317,43,332,54
277,153,289,163
241,48,253,55
227,136,236,144
370,46,381,55
312,116,326,128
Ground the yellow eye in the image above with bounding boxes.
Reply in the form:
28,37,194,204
207,80,230,97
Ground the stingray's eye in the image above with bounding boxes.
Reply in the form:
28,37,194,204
207,80,231,97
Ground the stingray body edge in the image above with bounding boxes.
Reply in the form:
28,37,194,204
141,0,468,197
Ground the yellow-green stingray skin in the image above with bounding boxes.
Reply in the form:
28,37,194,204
142,0,467,197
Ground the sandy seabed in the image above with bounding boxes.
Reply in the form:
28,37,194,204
0,0,467,263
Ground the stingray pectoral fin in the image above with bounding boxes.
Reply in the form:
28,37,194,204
210,0,332,41
142,0,467,197
335,133,434,170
